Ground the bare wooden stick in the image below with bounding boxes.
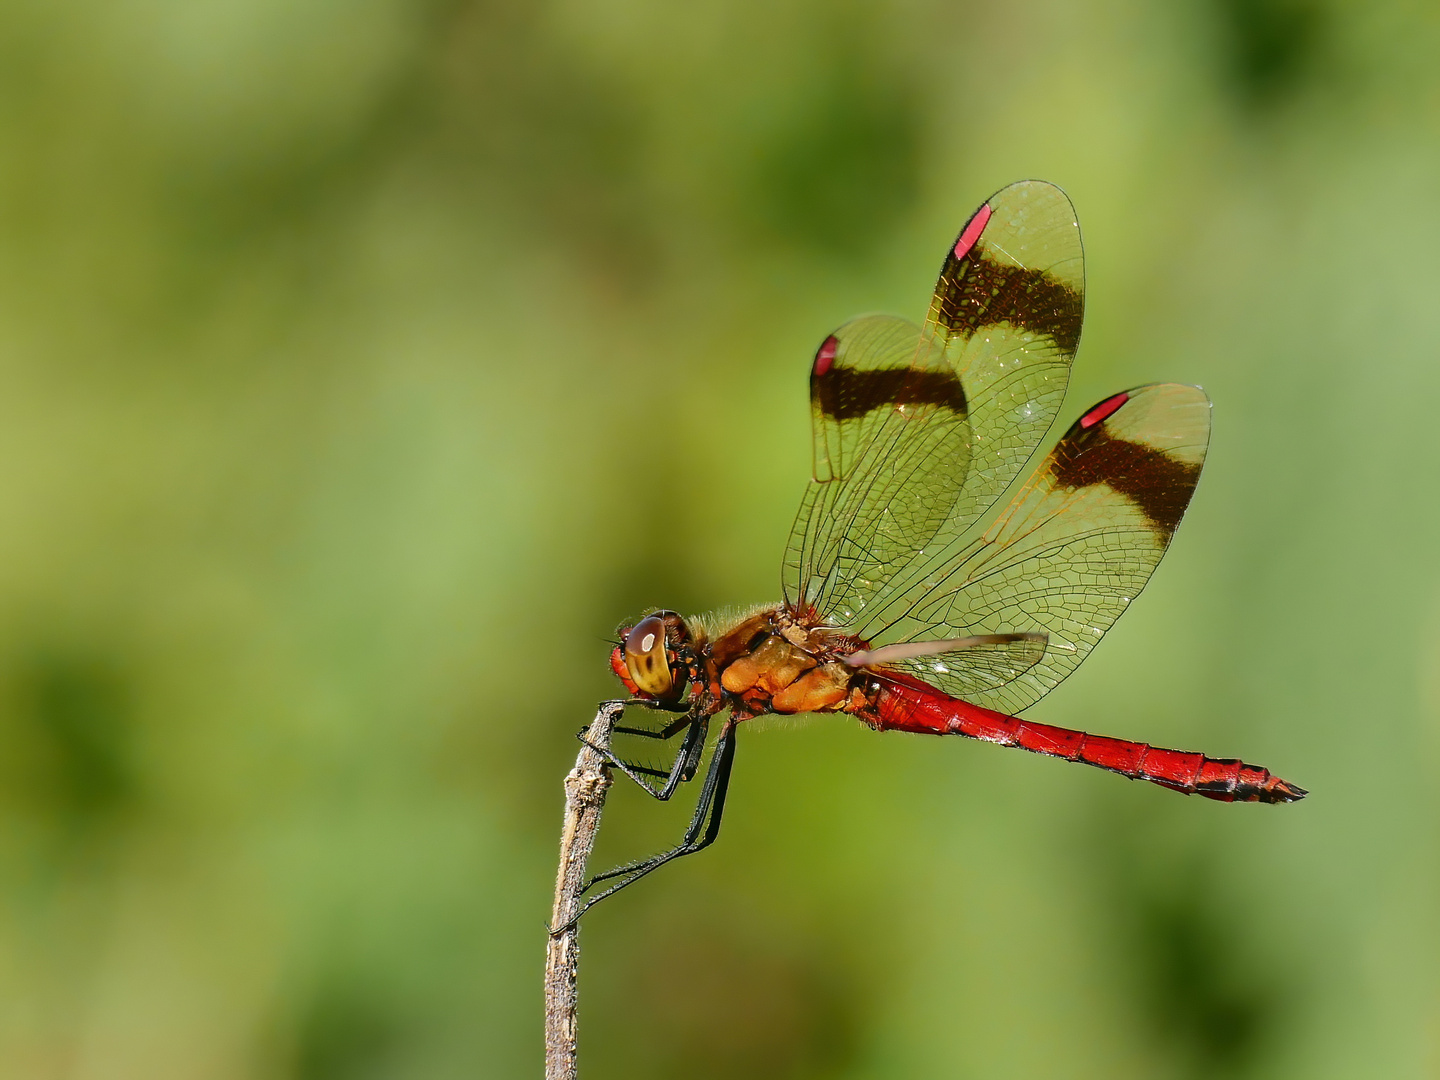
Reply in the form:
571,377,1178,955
544,701,620,1080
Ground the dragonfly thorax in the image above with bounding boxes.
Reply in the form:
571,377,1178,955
611,604,865,719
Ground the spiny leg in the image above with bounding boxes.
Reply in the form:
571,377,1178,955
552,719,737,933
582,718,736,891
578,697,690,749
581,701,709,800
603,719,707,800
577,697,690,746
575,722,714,892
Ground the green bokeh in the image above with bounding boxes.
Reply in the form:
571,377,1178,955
0,1,1436,1077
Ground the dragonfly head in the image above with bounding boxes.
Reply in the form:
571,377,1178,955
614,610,690,699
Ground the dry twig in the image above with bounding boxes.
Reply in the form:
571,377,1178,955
544,701,620,1080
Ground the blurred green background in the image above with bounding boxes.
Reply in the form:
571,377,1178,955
1,0,1438,1077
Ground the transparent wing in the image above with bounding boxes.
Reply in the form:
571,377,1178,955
783,315,969,622
870,634,1050,702
864,384,1211,713
784,180,1085,627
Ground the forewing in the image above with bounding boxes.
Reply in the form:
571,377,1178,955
872,384,1211,713
784,315,968,621
925,180,1085,540
784,181,1086,625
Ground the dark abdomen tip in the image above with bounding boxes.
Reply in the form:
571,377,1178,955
1261,777,1308,803
1195,761,1308,804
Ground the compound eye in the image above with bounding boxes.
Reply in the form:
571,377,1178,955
624,615,673,696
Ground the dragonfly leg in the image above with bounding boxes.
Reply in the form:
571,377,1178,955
578,699,691,745
614,696,693,715
610,709,697,741
550,719,737,933
580,704,709,800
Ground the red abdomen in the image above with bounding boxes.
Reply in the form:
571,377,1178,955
864,670,1305,804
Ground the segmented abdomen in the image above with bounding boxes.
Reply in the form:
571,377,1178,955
866,670,1305,804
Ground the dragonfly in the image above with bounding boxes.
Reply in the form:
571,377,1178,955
569,180,1304,928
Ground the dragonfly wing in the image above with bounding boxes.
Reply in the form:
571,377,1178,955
784,180,1086,626
924,181,1086,526
871,384,1211,713
867,633,1050,702
783,314,969,622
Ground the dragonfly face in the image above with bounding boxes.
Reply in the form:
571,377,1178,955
621,614,676,696
562,179,1306,933
613,610,695,703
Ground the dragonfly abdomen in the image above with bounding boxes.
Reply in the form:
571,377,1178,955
863,671,1305,804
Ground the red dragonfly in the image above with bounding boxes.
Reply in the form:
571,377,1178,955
573,180,1304,925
